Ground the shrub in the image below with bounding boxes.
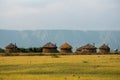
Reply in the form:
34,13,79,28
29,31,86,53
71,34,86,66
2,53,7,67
83,61,88,63
51,53,60,58
4,53,19,56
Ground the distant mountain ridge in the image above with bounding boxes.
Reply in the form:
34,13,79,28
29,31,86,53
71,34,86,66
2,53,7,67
0,30,120,51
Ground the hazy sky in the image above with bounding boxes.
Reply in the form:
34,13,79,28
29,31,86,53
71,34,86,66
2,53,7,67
0,0,120,30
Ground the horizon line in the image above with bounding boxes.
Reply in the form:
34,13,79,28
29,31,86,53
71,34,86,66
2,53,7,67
0,29,120,31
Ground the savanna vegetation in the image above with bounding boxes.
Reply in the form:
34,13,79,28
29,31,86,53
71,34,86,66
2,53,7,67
0,55,120,80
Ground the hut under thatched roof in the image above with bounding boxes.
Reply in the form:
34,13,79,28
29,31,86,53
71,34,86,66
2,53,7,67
5,43,18,53
76,46,84,54
42,42,58,53
99,44,110,53
60,42,72,53
76,43,97,54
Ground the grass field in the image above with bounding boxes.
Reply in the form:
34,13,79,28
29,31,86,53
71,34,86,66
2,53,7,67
0,55,120,80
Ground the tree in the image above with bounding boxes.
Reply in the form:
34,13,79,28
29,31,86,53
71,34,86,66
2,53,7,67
0,48,5,53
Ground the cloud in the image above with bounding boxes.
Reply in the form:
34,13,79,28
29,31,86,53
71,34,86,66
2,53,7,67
0,0,67,17
0,0,120,30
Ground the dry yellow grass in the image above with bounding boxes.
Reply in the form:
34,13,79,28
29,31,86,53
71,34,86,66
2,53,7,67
0,55,120,80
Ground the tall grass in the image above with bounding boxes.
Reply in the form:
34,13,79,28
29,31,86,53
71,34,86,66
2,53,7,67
0,55,120,80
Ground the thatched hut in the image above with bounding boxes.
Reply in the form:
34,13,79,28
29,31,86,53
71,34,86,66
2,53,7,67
60,42,72,53
42,42,58,53
5,43,18,53
76,44,97,54
76,46,84,54
99,44,110,53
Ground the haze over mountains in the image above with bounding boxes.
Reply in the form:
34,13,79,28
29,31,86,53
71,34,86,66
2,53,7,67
0,30,120,51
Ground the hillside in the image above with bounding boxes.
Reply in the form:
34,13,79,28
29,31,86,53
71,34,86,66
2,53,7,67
0,30,120,51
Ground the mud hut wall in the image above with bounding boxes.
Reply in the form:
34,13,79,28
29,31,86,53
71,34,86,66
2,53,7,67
5,49,11,53
99,48,110,53
60,48,72,53
81,48,96,53
5,48,18,53
42,48,57,53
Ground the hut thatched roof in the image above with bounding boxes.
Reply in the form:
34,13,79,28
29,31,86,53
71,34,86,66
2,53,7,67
5,43,17,49
77,44,96,50
99,44,110,49
42,42,57,48
83,44,96,49
76,46,84,51
60,42,72,49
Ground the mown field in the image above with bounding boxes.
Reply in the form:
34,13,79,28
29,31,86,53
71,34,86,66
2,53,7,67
0,55,120,80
